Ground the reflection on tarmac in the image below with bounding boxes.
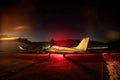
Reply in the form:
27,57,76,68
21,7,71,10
63,54,101,80
0,53,50,80
1,53,119,80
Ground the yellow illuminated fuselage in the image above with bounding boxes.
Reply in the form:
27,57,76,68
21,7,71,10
47,37,89,53
47,46,84,53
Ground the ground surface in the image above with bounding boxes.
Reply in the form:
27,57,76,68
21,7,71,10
0,52,120,80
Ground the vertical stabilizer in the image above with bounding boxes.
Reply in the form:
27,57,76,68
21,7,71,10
75,37,89,51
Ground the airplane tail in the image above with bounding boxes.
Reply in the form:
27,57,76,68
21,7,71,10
75,37,89,51
18,45,24,50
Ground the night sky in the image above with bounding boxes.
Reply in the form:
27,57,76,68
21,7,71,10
0,0,120,42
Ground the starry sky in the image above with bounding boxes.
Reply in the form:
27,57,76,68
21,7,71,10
0,0,120,42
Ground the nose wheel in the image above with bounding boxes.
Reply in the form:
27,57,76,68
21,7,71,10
63,54,66,57
47,53,51,58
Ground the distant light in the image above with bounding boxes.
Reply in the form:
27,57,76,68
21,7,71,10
0,37,19,40
14,26,29,31
88,46,108,49
107,30,120,41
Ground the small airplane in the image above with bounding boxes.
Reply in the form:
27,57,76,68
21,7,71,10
46,37,89,53
18,37,89,53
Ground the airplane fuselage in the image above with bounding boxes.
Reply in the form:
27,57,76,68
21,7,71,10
47,46,85,53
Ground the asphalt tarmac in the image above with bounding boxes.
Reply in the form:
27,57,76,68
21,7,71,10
0,52,119,80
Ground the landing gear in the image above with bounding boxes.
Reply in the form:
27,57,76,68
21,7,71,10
63,54,66,57
48,53,50,58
